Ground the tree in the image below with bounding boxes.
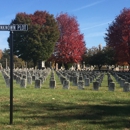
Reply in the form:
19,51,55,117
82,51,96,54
88,50,105,70
0,48,10,68
8,11,60,67
84,46,116,70
105,8,130,67
103,46,116,66
0,50,2,59
50,13,86,69
84,46,101,67
13,56,25,68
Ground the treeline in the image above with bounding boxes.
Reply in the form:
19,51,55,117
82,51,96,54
1,8,130,70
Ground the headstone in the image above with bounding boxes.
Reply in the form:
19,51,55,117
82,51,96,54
73,76,78,86
20,79,27,88
50,80,56,89
123,82,130,92
77,81,84,90
13,74,16,80
5,77,10,87
27,76,32,84
16,76,21,84
60,76,66,84
120,79,126,87
35,79,41,88
108,78,113,87
84,78,90,86
108,82,115,91
63,80,70,89
39,77,44,84
96,78,101,87
89,76,93,83
32,75,35,81
22,75,26,79
127,78,130,83
93,81,99,91
69,76,73,82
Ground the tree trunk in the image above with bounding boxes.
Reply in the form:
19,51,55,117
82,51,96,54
98,65,102,71
123,65,124,71
128,62,130,71
58,63,62,69
64,63,68,70
33,60,37,69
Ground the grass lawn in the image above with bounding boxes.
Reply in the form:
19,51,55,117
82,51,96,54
0,70,130,130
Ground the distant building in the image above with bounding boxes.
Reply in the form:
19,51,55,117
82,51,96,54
98,44,102,51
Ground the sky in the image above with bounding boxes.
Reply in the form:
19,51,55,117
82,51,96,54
0,0,130,50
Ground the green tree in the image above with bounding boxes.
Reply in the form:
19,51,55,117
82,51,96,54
90,51,105,70
103,46,116,67
8,11,60,68
13,56,25,68
84,46,116,70
84,46,99,67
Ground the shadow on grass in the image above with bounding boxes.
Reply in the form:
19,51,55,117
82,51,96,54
1,99,129,129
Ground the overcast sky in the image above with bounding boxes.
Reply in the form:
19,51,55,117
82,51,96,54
0,0,130,50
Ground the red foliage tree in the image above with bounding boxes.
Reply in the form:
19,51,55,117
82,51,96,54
51,13,86,68
105,8,130,66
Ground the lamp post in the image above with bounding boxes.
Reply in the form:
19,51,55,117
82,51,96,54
10,31,13,124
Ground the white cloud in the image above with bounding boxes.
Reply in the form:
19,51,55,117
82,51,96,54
81,21,111,30
85,31,106,38
72,0,105,12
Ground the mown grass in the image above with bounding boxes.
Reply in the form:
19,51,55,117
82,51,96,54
0,71,130,130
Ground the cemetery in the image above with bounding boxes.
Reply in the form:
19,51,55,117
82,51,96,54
1,67,130,92
0,67,130,129
0,5,130,130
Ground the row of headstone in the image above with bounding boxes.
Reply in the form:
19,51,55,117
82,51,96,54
93,73,105,91
56,71,70,89
111,71,130,92
56,70,105,90
1,68,51,88
1,68,130,92
49,70,56,89
1,70,10,87
107,73,115,91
